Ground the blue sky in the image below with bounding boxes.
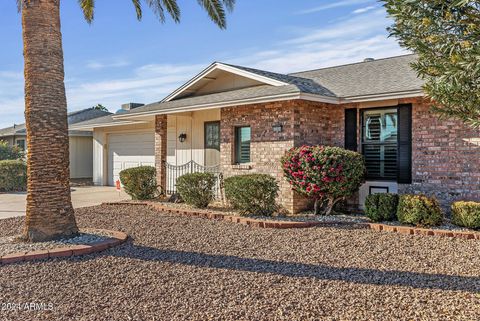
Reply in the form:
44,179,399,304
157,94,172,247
0,0,407,128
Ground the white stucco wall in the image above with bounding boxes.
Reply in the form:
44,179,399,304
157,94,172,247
69,136,93,179
92,122,155,186
167,109,221,166
91,109,221,186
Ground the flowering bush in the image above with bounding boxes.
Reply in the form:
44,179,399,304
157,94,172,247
281,145,365,215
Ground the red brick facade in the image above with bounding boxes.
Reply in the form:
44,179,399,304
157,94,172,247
155,97,480,213
154,115,167,194
220,102,297,211
398,98,480,209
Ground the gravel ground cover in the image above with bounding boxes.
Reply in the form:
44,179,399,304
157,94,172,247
154,200,368,223
0,229,116,256
0,204,479,321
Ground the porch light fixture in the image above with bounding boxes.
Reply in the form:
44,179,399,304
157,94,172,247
272,123,283,133
178,133,187,143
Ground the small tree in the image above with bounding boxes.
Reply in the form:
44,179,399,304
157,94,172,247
92,104,108,112
281,146,365,215
383,0,480,128
0,141,24,160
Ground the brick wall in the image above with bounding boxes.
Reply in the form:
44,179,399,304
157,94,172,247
156,97,480,213
220,101,297,212
398,98,480,209
155,115,167,194
220,100,348,213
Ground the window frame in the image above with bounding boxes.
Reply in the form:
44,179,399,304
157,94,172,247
16,139,26,151
234,126,251,164
360,106,399,182
204,121,220,151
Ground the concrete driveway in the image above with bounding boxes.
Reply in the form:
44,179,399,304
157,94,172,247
0,186,130,219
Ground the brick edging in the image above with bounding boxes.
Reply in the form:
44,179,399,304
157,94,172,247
366,223,480,240
104,201,359,229
0,229,128,265
105,202,480,239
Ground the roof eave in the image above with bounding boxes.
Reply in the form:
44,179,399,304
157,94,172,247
69,120,149,131
341,90,424,103
114,92,340,120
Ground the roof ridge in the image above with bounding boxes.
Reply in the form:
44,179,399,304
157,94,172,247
220,62,292,77
67,107,95,116
289,53,416,75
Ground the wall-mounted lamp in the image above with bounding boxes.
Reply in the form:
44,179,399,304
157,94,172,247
178,133,187,143
272,123,283,133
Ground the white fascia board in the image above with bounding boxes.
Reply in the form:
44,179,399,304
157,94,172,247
113,93,340,119
162,62,289,103
342,90,424,103
69,120,149,131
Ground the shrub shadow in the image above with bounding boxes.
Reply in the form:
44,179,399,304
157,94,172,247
109,242,480,293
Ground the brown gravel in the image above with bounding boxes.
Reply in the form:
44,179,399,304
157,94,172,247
0,204,479,321
0,229,116,256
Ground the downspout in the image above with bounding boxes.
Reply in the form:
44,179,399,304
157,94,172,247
12,123,16,146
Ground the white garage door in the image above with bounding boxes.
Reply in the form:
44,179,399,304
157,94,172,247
108,132,155,186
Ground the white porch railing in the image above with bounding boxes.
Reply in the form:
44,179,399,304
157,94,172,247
165,161,223,199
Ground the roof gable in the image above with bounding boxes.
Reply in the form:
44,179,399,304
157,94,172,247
162,62,290,102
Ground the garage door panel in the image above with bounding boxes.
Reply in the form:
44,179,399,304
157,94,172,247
108,132,155,185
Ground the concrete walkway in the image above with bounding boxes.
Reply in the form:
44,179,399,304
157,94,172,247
0,186,130,219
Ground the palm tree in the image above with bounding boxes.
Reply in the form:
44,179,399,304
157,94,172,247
18,0,235,242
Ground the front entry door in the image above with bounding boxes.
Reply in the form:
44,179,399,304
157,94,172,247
204,121,220,166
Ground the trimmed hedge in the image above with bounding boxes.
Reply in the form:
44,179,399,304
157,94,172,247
176,172,216,208
451,201,480,229
119,166,158,200
364,193,399,222
224,174,279,216
0,160,27,192
397,194,443,227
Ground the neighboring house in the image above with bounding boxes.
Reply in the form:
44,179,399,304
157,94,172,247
0,107,111,180
71,54,480,212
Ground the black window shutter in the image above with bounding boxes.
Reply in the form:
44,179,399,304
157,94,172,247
344,108,357,151
397,104,412,184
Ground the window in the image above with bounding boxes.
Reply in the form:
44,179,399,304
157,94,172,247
16,139,25,151
362,108,398,180
235,126,251,164
204,121,220,151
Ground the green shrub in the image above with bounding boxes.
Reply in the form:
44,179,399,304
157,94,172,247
176,172,216,208
397,194,443,227
281,145,365,215
0,160,27,192
224,174,279,216
119,166,158,200
364,193,399,222
451,201,480,229
0,140,23,160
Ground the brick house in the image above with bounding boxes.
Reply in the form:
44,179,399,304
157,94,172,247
71,54,480,212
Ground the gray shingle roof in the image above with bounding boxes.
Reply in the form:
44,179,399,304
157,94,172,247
68,108,112,124
70,54,425,128
122,54,422,117
290,54,423,97
222,63,336,97
0,107,112,137
124,84,306,115
69,114,128,127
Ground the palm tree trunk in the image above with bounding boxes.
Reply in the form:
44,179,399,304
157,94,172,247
22,0,78,241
